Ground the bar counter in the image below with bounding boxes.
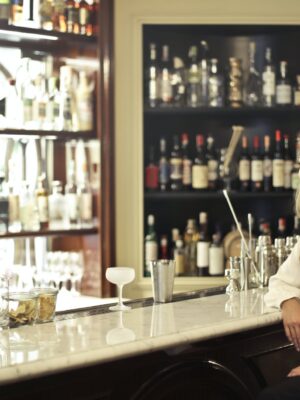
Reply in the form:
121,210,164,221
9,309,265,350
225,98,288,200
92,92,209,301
0,288,296,400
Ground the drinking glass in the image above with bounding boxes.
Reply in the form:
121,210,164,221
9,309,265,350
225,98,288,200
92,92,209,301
105,267,135,311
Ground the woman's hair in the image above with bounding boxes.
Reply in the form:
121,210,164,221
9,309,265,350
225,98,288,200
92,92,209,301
295,189,300,217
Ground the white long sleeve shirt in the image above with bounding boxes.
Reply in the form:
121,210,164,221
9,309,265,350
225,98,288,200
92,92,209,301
265,239,300,309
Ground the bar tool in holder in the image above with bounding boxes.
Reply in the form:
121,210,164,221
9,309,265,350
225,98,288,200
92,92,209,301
225,256,241,294
274,238,288,272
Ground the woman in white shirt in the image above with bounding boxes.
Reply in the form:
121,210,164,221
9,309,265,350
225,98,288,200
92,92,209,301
258,191,300,399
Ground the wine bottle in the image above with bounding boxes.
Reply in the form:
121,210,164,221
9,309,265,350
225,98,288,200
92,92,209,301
263,135,272,192
251,135,263,192
145,145,159,191
245,41,261,106
206,135,219,190
192,134,208,190
262,47,276,107
196,212,210,276
283,134,293,190
144,214,158,277
276,61,292,106
291,132,300,191
158,138,169,191
198,40,209,106
276,217,287,238
181,133,192,191
272,130,284,191
238,135,251,191
169,135,183,191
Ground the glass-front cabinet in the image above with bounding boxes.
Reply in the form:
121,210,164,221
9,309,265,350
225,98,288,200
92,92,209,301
0,0,114,298
115,0,300,299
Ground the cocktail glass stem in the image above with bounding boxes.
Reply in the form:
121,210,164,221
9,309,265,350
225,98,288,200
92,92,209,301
118,284,124,308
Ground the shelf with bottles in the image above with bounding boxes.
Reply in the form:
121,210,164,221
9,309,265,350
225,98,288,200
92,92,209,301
0,128,96,140
0,225,98,239
144,25,300,112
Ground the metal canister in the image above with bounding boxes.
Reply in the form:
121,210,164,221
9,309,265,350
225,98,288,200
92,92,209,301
259,236,276,287
227,57,243,108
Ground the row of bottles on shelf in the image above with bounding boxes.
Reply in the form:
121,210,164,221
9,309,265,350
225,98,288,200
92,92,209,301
145,130,300,192
1,55,94,131
0,138,99,234
0,0,98,36
144,213,300,278
146,41,300,108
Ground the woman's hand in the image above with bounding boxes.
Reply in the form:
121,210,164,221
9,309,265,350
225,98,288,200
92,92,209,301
281,297,300,351
288,366,300,377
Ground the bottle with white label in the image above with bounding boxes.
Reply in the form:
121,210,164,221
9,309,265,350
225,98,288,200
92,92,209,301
238,135,250,191
262,47,275,107
196,212,210,276
192,134,208,190
251,135,263,192
160,45,173,105
276,61,292,106
65,160,79,226
272,130,284,191
144,214,158,277
209,233,224,276
35,174,49,230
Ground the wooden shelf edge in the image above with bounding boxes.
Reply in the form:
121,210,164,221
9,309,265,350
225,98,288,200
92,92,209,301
0,129,97,140
0,226,99,239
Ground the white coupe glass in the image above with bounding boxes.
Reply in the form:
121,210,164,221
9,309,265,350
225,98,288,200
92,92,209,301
105,267,135,311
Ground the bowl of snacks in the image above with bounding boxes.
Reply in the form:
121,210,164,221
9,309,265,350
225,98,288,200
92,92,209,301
30,288,58,323
6,292,38,327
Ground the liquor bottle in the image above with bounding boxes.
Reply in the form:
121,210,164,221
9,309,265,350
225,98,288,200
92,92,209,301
10,0,23,25
145,146,159,191
0,174,9,234
78,0,90,35
208,58,224,107
75,70,94,131
251,135,263,192
77,163,93,226
58,65,74,131
206,135,219,190
65,0,78,33
0,0,9,22
144,214,158,277
277,217,287,238
293,215,300,236
35,174,49,230
263,135,273,192
272,130,284,191
262,47,276,107
258,218,272,237
291,132,300,191
192,134,208,190
170,227,180,258
40,0,54,30
186,45,200,107
294,75,300,106
52,0,66,32
238,135,251,191
160,235,168,259
276,61,292,106
49,180,66,229
19,182,40,231
227,58,243,108
172,57,186,107
198,40,209,106
158,138,169,191
7,159,20,232
160,45,173,106
181,133,192,191
283,134,293,190
65,160,79,225
209,233,224,276
174,239,185,276
169,135,182,191
184,218,198,275
147,43,160,108
196,212,209,276
245,42,261,106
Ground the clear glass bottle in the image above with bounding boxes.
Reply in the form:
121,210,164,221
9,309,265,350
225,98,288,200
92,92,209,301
33,75,48,130
206,135,219,190
208,58,224,107
65,160,79,226
35,174,50,230
172,57,186,107
262,47,275,107
245,42,261,106
276,61,292,106
174,239,185,276
0,174,9,234
184,218,199,275
209,233,224,276
49,180,66,229
186,45,200,107
196,212,210,276
159,45,173,106
7,159,20,232
19,182,40,231
294,75,300,106
58,65,74,131
198,40,209,106
77,163,93,227
76,70,94,131
78,0,90,35
147,43,160,108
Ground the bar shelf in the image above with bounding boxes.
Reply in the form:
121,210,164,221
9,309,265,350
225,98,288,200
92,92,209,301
0,128,97,141
0,226,99,239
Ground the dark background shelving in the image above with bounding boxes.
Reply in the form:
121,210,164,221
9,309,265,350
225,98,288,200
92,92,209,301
143,24,300,250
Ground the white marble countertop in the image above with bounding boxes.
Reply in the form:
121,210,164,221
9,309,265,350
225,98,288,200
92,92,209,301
0,289,281,385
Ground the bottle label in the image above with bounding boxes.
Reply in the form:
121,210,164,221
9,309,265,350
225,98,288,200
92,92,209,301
272,159,285,187
284,160,293,189
66,193,79,222
170,158,183,181
160,71,173,103
159,160,169,185
8,194,19,224
291,171,300,190
149,79,158,101
262,70,275,96
208,159,218,181
251,160,263,181
37,196,49,223
197,241,209,268
209,246,224,275
182,159,192,185
239,159,250,181
145,241,158,262
79,193,92,222
263,159,272,178
192,165,208,189
295,91,300,106
276,85,292,104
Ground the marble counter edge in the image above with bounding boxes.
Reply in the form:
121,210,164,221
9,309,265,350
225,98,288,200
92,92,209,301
0,309,282,385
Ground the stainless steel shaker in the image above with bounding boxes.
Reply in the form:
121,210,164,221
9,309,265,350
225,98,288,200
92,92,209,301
258,235,276,287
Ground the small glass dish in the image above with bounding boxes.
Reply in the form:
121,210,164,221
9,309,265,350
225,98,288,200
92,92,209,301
30,288,58,323
5,292,38,327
